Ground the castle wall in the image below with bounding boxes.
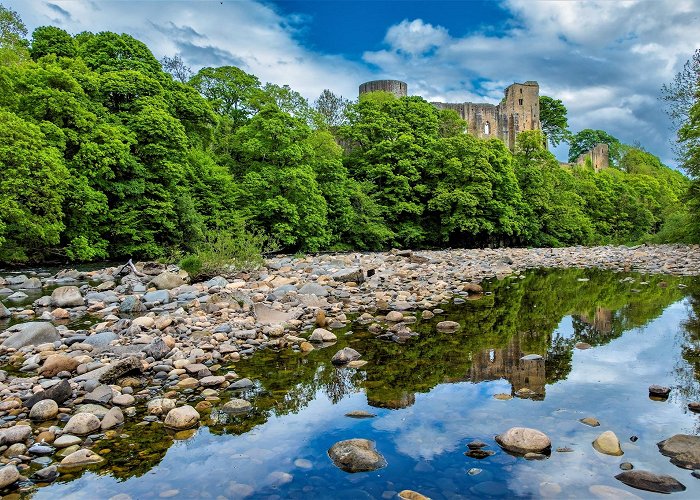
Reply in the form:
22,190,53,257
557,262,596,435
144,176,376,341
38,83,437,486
575,143,610,171
358,79,541,150
359,80,408,98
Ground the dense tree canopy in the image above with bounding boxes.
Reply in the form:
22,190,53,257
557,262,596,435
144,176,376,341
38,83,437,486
568,129,623,165
0,12,694,263
539,96,570,148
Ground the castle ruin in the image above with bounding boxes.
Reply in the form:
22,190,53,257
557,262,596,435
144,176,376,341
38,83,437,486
574,143,610,171
359,79,541,150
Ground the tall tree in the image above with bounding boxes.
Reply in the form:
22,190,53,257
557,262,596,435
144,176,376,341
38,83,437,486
539,96,570,147
160,54,192,83
30,26,76,60
661,49,700,129
189,65,262,126
313,89,350,129
0,4,28,63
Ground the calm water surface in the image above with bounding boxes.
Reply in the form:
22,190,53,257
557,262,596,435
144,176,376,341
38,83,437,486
23,269,700,499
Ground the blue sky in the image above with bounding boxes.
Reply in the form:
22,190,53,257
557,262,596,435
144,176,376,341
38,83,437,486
7,0,700,166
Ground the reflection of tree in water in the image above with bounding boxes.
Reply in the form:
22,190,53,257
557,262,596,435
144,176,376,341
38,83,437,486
81,269,693,485
678,278,700,422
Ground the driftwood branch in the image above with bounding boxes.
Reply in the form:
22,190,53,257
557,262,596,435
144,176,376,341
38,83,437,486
117,258,146,277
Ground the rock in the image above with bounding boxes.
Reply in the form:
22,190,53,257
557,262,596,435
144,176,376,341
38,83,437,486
0,301,10,318
495,427,551,455
615,470,686,494
253,303,301,324
0,464,20,488
575,342,592,349
99,356,143,383
200,376,226,387
150,272,186,290
143,290,170,304
649,385,671,398
620,462,634,470
101,407,124,430
345,411,376,418
688,402,700,413
386,311,404,322
29,399,59,421
657,434,700,469
493,393,512,400
298,283,328,297
164,405,200,430
54,435,82,448
327,438,387,473
580,417,600,427
131,316,155,328
593,431,623,456
398,490,430,500
229,378,254,390
51,286,84,307
20,277,42,289
2,322,60,348
59,449,104,468
222,399,252,414
83,331,119,348
25,379,72,408
119,296,146,313
112,394,135,406
309,328,337,342
4,443,27,457
40,354,79,377
143,338,170,360
332,268,364,283
84,385,113,404
75,403,109,419
0,425,32,446
521,354,543,361
436,321,460,332
147,398,176,415
331,347,361,365
31,465,58,483
63,413,101,435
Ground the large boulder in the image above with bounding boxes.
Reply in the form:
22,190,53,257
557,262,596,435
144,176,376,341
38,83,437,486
331,347,361,365
615,470,686,494
0,301,10,318
164,405,200,430
0,425,32,446
99,356,143,384
309,328,337,343
20,277,42,289
150,272,186,290
657,434,700,469
25,379,72,408
29,399,59,421
495,427,551,455
51,286,84,307
59,449,104,468
298,283,329,297
2,322,60,349
332,268,364,284
328,438,386,473
63,413,101,435
39,354,79,377
222,399,252,414
0,464,20,489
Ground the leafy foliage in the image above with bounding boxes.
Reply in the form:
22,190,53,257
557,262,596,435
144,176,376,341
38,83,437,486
568,128,622,165
539,96,570,147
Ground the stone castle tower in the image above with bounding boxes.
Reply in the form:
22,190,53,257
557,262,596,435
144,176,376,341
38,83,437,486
359,80,541,150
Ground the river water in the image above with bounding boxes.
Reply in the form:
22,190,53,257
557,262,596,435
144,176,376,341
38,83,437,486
8,268,700,499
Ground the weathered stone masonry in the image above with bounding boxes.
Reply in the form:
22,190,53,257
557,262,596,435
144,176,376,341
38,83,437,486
359,79,541,150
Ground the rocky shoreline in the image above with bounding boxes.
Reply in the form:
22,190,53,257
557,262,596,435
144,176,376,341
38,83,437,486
0,244,699,493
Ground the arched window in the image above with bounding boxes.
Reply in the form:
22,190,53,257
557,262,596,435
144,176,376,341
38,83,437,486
484,121,491,135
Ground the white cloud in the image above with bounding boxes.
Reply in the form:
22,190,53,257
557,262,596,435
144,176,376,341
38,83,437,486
384,19,448,56
6,0,369,101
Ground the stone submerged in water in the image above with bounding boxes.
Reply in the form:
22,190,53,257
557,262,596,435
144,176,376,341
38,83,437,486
59,449,104,469
331,347,361,365
345,410,376,419
649,385,671,399
435,321,461,333
592,430,623,456
580,417,600,427
615,470,686,494
657,434,700,470
222,399,252,414
328,438,387,473
398,490,430,500
495,427,551,455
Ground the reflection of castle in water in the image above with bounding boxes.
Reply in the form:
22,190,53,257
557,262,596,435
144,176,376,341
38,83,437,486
469,334,547,399
576,307,613,334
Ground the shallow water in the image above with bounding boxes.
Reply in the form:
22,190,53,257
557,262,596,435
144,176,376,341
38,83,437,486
20,269,700,498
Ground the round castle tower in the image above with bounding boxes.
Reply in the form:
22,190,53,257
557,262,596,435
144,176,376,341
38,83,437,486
359,80,408,98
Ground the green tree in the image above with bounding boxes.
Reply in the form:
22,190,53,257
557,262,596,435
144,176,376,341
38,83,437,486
313,89,350,129
568,128,622,165
0,110,68,261
30,26,76,60
539,96,570,147
189,65,262,126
